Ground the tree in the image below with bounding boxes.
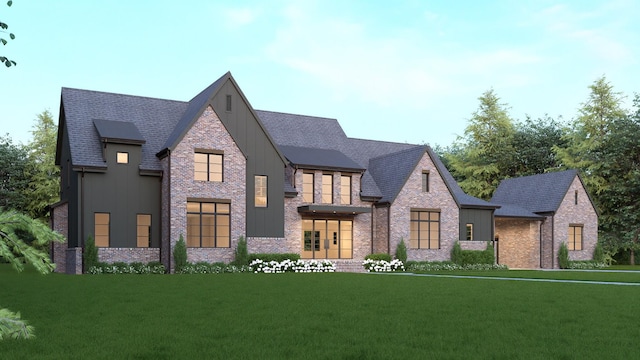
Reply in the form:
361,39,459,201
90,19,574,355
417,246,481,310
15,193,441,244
511,115,567,176
1,0,16,67
445,89,516,199
0,134,30,212
25,110,60,220
553,76,626,194
0,209,64,339
596,95,640,264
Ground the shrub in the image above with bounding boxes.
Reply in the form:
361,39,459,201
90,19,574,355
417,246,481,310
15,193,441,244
558,242,570,269
451,241,494,266
365,253,392,262
593,241,605,263
248,253,300,263
87,261,166,274
483,241,495,264
233,236,249,266
83,235,99,272
363,259,405,272
250,259,335,273
395,239,407,263
173,235,188,273
568,260,607,269
407,261,508,272
451,241,462,265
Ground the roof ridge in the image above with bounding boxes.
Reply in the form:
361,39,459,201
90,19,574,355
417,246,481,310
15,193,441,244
255,109,338,121
368,144,426,162
62,87,187,104
348,136,418,146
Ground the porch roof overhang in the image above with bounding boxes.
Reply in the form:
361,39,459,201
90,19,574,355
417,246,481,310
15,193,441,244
297,205,371,215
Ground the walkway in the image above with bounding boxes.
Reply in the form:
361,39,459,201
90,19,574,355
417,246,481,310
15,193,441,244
367,271,640,286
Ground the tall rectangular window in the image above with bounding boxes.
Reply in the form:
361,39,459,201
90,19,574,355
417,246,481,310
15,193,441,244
568,224,583,251
255,175,267,207
466,223,473,241
302,173,314,203
226,94,232,112
409,210,440,249
322,174,333,204
186,201,230,248
137,214,151,247
94,213,110,247
422,171,430,192
340,175,351,205
194,152,223,182
117,152,129,164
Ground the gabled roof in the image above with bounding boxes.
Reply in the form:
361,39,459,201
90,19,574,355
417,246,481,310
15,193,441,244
161,73,228,152
368,146,428,203
257,109,494,208
93,119,145,144
59,87,187,170
279,145,364,172
491,169,586,215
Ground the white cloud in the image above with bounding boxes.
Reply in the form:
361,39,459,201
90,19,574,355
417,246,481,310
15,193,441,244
223,7,260,28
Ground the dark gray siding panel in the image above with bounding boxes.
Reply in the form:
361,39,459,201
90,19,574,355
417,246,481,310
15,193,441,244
459,208,494,242
81,143,161,248
214,80,285,238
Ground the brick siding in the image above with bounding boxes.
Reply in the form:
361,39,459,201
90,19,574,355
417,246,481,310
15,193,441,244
390,151,459,262
160,106,247,271
495,218,541,269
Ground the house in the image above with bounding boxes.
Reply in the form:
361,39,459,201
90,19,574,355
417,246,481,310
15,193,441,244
490,170,599,269
50,71,593,273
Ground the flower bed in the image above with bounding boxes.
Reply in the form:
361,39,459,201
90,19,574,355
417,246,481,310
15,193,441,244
250,259,336,273
363,259,405,272
406,262,508,272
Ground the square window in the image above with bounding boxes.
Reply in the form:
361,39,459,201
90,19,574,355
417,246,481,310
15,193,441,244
194,152,223,182
117,152,129,164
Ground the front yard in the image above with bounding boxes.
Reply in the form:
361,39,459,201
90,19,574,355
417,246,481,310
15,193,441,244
1,265,638,359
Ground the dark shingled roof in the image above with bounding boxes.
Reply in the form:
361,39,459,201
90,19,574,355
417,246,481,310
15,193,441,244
257,109,493,207
491,170,580,215
279,145,364,172
161,73,228,152
369,146,427,203
494,204,544,219
60,87,187,171
93,119,145,144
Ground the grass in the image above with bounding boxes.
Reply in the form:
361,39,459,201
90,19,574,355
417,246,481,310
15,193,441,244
1,265,639,359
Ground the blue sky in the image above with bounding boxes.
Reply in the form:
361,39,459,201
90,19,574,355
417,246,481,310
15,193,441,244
2,0,639,146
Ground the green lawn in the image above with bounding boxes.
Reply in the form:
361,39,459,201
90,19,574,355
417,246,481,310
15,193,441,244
1,265,639,359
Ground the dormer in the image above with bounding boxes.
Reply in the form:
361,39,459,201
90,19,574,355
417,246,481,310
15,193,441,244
93,119,146,168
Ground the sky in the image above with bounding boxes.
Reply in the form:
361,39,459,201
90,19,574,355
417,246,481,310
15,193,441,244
2,0,639,147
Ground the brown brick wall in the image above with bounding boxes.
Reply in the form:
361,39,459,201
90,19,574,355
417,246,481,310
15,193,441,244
51,202,68,273
390,151,459,262
495,218,541,269
554,176,598,265
281,170,372,260
373,205,389,254
163,106,247,270
98,248,160,264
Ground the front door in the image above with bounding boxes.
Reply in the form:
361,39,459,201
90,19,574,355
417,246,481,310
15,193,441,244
301,219,352,259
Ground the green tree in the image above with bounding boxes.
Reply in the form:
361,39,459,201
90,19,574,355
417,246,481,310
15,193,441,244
0,134,30,212
554,76,626,194
25,110,60,220
596,95,640,264
0,209,64,339
512,115,566,175
446,89,516,199
1,0,16,67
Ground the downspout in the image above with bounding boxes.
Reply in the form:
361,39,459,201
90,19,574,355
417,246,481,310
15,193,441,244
387,204,391,254
167,152,172,274
551,214,555,269
539,219,544,269
80,168,85,273
370,203,374,254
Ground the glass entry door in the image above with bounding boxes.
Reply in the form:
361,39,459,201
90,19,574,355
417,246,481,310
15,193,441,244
301,219,352,259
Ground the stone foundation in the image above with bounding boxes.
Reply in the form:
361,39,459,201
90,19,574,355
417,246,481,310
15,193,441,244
98,248,161,264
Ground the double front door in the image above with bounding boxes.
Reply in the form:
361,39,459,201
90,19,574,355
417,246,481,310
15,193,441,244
301,219,352,259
